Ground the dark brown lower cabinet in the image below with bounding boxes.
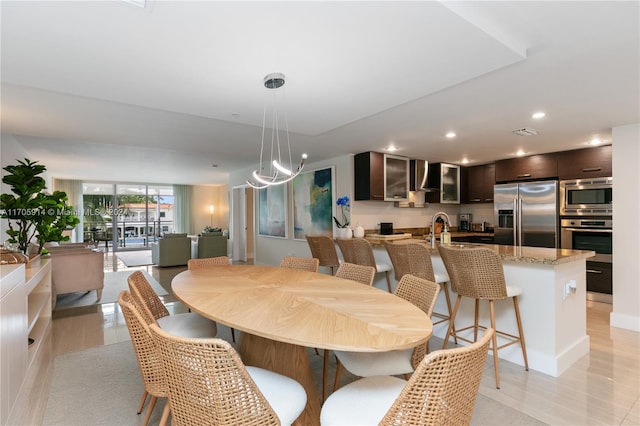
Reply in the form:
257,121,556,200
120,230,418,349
586,261,612,295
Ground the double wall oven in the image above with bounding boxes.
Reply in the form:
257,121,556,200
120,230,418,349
559,177,613,303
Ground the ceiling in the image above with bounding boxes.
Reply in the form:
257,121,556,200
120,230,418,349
1,1,638,185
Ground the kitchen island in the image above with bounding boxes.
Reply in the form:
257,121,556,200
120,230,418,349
366,238,595,377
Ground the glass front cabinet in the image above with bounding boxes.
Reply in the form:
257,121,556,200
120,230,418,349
427,162,461,204
383,154,410,201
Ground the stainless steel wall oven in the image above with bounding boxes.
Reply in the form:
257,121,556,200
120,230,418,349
560,218,612,303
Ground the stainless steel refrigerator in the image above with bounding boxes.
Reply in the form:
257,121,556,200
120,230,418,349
494,181,558,248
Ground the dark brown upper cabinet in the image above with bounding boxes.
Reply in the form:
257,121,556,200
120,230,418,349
465,163,495,203
495,153,558,182
354,152,409,201
355,151,385,201
557,145,612,180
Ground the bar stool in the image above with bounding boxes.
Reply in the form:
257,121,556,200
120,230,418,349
336,238,392,292
384,241,454,328
305,235,340,275
437,244,528,389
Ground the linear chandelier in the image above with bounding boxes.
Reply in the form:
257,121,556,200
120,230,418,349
247,73,307,189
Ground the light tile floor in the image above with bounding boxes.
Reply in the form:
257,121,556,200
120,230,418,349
50,253,640,425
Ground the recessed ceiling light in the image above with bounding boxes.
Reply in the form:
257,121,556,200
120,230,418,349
461,158,469,164
588,138,602,146
532,111,546,119
516,149,526,157
387,145,398,152
446,132,456,139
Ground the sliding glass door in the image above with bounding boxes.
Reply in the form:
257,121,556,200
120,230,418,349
83,183,174,251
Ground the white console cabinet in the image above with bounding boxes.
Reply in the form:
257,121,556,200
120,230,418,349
1,259,52,425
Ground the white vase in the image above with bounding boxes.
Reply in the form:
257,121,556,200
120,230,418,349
353,225,365,238
338,227,353,239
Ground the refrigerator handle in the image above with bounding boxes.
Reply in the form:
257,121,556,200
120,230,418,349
513,198,518,245
518,197,523,247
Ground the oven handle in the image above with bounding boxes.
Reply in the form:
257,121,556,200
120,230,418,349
562,228,612,233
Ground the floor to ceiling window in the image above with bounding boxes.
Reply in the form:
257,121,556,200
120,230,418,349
82,183,174,251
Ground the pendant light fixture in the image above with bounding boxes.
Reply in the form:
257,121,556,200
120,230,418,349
247,73,307,189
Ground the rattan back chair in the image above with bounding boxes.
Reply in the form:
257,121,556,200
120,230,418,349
118,291,170,426
384,240,436,281
187,256,231,269
332,274,440,391
321,328,494,426
379,327,493,425
279,255,320,272
335,262,376,286
438,244,528,389
336,238,392,291
128,271,169,322
384,240,454,327
395,274,440,368
305,235,340,275
148,324,307,426
186,257,235,342
127,271,218,340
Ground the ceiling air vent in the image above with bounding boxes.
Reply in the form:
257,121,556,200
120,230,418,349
512,128,538,136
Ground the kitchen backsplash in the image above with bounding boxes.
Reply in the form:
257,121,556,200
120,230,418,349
351,199,495,231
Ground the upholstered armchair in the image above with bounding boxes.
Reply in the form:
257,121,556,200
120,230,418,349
197,232,227,259
47,246,104,307
151,233,191,267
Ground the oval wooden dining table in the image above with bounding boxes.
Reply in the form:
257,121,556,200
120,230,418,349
172,264,433,426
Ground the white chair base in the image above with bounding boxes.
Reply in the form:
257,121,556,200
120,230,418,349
157,312,217,338
246,366,307,426
321,375,405,425
333,349,413,377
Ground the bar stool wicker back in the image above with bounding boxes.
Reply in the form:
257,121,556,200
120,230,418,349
305,235,340,275
438,244,529,388
384,241,454,329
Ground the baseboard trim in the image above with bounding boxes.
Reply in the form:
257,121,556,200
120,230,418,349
610,312,640,332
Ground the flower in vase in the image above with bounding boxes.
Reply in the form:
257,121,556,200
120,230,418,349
333,196,350,228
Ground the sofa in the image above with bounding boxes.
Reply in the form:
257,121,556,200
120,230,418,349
47,245,104,307
197,232,228,259
151,233,191,267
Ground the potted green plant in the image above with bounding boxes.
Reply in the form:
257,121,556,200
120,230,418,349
1,158,80,255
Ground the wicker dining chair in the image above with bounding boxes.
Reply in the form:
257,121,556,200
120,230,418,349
384,241,454,328
186,256,236,341
187,256,231,269
279,255,320,272
319,261,377,400
334,262,376,286
336,238,392,291
305,235,340,275
187,256,236,341
438,244,528,389
148,323,307,426
332,274,440,392
127,271,217,339
321,328,494,426
118,291,170,426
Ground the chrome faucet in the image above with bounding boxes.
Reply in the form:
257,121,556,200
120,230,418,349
429,211,451,248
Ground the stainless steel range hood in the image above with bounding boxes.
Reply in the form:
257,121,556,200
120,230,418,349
410,159,436,191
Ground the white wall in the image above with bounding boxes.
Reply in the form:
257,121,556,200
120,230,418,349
230,154,354,265
191,184,229,234
611,123,640,331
